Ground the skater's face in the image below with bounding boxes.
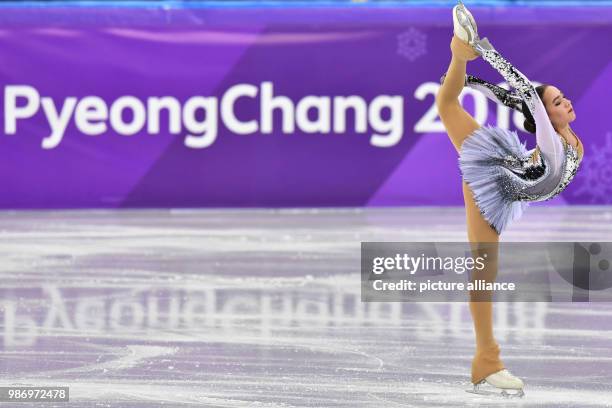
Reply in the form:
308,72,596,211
542,86,576,130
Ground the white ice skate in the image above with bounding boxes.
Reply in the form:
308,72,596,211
453,1,479,45
467,369,525,398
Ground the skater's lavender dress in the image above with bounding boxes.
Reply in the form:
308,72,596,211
457,40,584,234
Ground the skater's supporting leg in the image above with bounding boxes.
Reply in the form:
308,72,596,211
462,181,504,384
436,36,480,153
436,30,506,386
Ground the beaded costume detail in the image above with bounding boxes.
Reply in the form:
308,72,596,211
457,38,583,234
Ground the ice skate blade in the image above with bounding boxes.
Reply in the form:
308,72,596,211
466,385,525,399
453,3,479,46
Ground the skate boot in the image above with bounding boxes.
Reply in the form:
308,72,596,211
468,369,525,398
453,1,479,46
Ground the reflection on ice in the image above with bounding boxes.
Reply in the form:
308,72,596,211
3,284,555,349
0,208,612,406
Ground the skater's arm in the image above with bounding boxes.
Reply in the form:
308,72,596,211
531,88,565,173
465,75,523,112
477,43,564,175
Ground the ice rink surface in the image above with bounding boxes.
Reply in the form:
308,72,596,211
1,207,612,407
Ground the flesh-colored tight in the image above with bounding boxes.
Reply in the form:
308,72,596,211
435,36,504,384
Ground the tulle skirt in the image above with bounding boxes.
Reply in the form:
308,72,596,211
459,125,531,235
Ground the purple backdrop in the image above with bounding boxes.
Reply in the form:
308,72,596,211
0,5,611,209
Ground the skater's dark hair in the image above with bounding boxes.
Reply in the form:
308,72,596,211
521,85,549,134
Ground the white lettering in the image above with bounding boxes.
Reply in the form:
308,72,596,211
109,96,146,136
183,96,218,148
75,96,108,136
148,96,181,135
221,84,258,134
2,83,408,149
4,85,40,135
41,97,77,149
261,81,295,133
369,95,404,148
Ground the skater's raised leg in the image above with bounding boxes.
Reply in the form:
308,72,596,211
436,36,480,153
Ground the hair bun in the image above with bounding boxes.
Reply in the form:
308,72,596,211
523,119,536,134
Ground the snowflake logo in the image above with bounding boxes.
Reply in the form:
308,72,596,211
397,28,427,62
572,132,612,204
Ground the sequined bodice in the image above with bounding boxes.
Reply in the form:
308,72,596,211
473,38,584,203
514,140,582,202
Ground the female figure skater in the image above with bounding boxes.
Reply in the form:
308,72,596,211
436,1,584,397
